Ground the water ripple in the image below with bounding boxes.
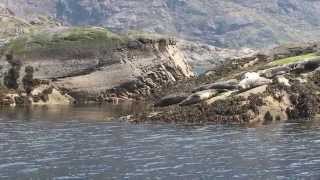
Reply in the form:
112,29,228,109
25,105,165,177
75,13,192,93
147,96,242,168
0,107,320,179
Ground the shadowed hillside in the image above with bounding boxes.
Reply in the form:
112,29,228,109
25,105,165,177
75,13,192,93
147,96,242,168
1,0,320,48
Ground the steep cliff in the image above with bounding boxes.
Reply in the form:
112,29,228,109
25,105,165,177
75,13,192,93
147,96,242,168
1,0,320,48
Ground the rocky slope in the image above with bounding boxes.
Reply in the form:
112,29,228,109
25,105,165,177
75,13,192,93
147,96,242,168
177,40,256,73
1,0,320,48
0,27,193,105
0,3,61,47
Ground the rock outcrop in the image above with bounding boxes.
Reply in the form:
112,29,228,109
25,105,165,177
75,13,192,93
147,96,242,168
0,27,193,105
177,41,256,73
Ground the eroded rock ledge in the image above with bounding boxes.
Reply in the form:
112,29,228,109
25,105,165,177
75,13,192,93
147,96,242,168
0,27,193,105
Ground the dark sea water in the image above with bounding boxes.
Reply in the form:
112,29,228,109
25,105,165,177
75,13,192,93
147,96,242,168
0,105,320,180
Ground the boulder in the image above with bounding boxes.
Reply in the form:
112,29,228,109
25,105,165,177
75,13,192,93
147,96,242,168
31,85,75,105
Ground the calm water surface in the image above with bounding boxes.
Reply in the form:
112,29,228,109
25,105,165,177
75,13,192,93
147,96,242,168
0,105,320,179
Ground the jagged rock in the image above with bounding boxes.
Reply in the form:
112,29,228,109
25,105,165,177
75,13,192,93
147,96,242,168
3,54,21,90
239,72,272,90
155,93,188,107
179,89,219,106
14,96,29,105
286,84,319,120
22,66,34,94
31,85,74,105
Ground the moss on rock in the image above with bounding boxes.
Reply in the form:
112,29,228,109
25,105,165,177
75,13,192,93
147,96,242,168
3,27,127,60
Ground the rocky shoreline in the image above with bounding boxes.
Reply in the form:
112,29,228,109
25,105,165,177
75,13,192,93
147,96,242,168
131,42,320,124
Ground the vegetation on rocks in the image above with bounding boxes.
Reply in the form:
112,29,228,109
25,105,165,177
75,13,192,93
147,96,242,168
1,5,320,125
268,53,319,66
4,0,320,48
3,27,126,59
131,43,320,124
0,23,194,106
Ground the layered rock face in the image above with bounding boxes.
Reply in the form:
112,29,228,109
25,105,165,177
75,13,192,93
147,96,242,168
0,27,193,104
1,0,320,48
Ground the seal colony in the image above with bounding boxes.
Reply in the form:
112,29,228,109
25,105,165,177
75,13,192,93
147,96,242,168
131,42,320,124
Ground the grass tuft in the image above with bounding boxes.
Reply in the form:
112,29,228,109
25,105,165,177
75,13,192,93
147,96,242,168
3,27,128,59
268,53,319,66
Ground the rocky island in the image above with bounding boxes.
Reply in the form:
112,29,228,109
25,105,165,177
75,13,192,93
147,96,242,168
1,3,320,125
3,1,320,179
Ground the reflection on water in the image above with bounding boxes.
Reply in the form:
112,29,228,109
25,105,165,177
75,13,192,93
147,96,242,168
0,106,320,179
0,102,148,122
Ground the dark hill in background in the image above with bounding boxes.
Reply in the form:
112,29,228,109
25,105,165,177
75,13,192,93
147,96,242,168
1,0,320,48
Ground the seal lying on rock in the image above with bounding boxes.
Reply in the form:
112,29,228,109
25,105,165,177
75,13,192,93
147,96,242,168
260,57,320,78
259,66,291,78
290,57,320,73
155,93,189,107
192,79,239,93
239,72,272,90
179,89,222,106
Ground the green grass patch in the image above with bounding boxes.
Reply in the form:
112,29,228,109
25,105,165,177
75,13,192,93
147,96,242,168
268,53,319,66
4,27,128,59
